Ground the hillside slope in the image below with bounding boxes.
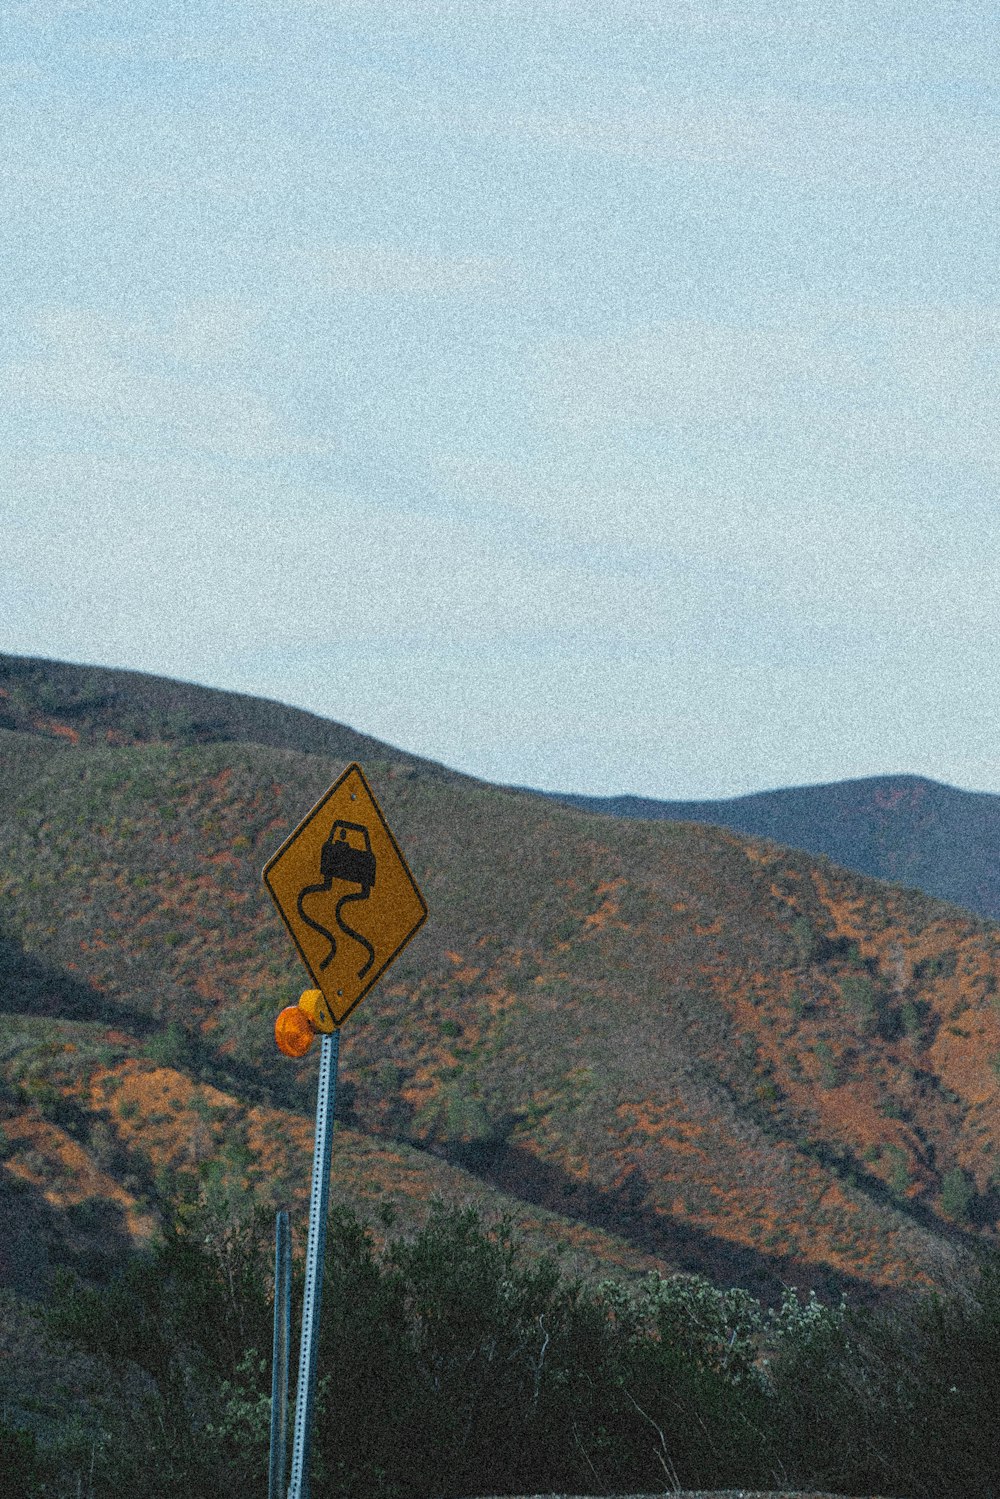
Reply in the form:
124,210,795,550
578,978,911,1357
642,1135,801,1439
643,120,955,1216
0,651,472,784
540,775,1000,923
2,656,1000,1310
8,651,996,922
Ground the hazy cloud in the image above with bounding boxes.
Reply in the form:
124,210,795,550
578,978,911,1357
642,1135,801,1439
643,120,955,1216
1,307,325,463
506,99,999,197
301,243,509,298
538,306,1000,477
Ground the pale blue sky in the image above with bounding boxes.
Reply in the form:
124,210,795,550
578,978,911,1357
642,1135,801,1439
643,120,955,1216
3,0,999,798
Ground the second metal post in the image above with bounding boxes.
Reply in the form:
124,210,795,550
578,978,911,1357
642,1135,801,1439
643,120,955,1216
269,1209,291,1499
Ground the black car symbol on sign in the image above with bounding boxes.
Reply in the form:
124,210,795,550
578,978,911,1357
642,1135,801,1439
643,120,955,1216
321,821,376,895
297,820,377,978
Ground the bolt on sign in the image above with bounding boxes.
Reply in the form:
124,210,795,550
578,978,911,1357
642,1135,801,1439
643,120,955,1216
263,762,428,1027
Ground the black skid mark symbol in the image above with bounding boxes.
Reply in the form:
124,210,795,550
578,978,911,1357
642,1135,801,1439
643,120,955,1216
297,819,376,977
297,880,338,970
334,889,376,979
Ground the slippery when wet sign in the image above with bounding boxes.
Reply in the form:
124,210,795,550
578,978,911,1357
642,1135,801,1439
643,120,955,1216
263,762,427,1025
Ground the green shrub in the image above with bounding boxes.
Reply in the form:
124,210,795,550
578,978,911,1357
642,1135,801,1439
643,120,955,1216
840,975,877,1034
791,916,816,968
901,999,924,1039
885,1144,911,1196
640,1270,766,1386
940,1166,975,1222
46,1191,274,1499
915,949,958,983
146,1021,191,1070
39,1184,1000,1499
816,1040,839,1089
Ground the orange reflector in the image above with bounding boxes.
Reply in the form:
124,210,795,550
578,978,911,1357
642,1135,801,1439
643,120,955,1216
275,1005,315,1058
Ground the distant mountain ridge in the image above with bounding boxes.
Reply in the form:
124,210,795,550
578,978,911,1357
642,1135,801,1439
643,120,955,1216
538,775,1000,923
4,652,999,924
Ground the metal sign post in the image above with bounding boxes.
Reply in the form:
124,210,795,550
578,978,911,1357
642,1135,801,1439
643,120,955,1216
286,1029,340,1499
269,1209,291,1499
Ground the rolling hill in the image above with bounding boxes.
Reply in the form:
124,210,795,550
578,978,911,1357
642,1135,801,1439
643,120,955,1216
539,774,1000,923
2,648,1000,1331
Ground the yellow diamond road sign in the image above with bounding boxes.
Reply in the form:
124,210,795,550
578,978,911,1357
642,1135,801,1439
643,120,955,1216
263,762,427,1025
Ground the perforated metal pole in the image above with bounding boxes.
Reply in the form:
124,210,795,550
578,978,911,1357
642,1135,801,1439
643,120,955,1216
269,1209,291,1499
287,1028,340,1499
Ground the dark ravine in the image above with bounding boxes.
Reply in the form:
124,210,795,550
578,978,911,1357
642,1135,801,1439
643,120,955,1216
440,1138,890,1309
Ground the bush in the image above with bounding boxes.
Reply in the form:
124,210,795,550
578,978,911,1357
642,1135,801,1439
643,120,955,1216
40,1187,1000,1499
916,949,958,981
840,974,875,1024
901,998,924,1039
619,1273,771,1490
886,1144,911,1196
791,916,816,968
46,1190,274,1499
940,1166,975,1222
314,1203,619,1498
816,1039,840,1089
145,1022,192,1070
